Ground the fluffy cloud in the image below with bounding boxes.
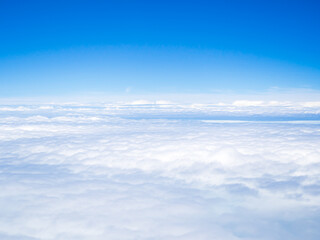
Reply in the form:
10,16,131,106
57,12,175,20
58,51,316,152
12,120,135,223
0,103,320,239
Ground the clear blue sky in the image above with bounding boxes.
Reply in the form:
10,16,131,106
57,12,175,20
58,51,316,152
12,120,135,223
1,0,320,97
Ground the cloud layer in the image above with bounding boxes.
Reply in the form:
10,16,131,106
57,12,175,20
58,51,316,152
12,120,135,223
0,103,320,239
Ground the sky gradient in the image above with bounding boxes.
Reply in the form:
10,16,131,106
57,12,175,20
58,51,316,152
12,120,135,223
1,0,320,97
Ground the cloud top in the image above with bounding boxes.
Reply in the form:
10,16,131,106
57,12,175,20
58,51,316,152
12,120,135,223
0,103,320,239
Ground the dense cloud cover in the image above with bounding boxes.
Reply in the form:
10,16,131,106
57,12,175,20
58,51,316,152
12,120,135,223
0,103,320,239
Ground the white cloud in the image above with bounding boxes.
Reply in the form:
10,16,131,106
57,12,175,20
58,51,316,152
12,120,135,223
0,102,320,239
232,100,265,106
129,99,153,105
302,101,320,108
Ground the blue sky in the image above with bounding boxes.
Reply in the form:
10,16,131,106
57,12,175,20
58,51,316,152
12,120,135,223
1,0,320,97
